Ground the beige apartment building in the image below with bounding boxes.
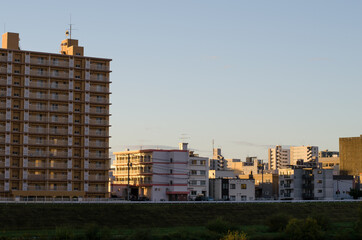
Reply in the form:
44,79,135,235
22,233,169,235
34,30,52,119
290,146,318,166
268,145,290,170
0,32,111,199
340,135,362,176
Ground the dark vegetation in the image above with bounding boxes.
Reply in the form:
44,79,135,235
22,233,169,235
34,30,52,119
0,201,360,239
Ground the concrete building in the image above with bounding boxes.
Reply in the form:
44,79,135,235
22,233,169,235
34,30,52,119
319,150,340,175
209,178,255,201
333,175,353,200
319,150,339,158
340,135,362,176
186,144,209,200
113,148,189,201
290,146,319,166
268,146,290,170
0,32,111,199
278,166,333,200
228,157,259,175
209,148,227,170
239,172,279,200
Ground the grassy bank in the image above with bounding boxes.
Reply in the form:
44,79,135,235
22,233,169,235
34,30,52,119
0,202,360,239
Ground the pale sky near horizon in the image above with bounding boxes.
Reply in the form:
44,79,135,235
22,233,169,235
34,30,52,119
2,1,362,160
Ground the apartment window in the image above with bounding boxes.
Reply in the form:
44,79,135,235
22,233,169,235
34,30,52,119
317,180,322,184
230,196,236,201
241,184,247,189
52,59,59,66
240,196,247,201
53,70,59,76
14,81,20,85
230,184,236,189
37,68,44,75
191,191,197,196
199,170,206,176
52,93,59,100
37,57,44,64
170,158,173,163
14,59,20,63
317,170,322,174
169,180,173,185
222,183,228,190
75,75,81,79
13,105,19,109
97,63,103,70
200,180,206,186
170,169,173,174
318,189,323,193
200,160,206,165
96,74,103,80
190,170,197,175
75,64,81,68
190,180,197,185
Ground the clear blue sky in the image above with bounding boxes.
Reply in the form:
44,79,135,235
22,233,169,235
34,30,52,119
3,1,362,160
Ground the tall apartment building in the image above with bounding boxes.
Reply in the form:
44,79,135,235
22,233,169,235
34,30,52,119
0,32,111,199
340,135,362,176
268,145,290,170
113,148,189,201
209,148,227,170
290,146,318,166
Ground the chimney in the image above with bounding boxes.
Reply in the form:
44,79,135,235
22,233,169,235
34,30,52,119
2,32,20,50
179,143,188,150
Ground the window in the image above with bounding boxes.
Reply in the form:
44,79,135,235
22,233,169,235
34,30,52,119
170,158,173,163
317,180,322,184
241,184,247,189
200,160,206,165
200,170,206,176
230,184,236,189
317,170,322,174
318,189,323,193
240,196,247,201
230,196,236,201
190,170,197,175
170,169,173,174
190,180,197,185
191,191,197,196
191,160,197,165
222,183,228,190
200,181,206,186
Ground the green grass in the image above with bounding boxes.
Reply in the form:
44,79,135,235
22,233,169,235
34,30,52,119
0,202,360,239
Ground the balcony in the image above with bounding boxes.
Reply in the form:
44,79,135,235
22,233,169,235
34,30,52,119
30,70,49,77
28,174,46,181
89,86,109,92
89,75,109,82
27,185,47,191
49,129,68,135
89,108,109,115
50,95,69,101
89,142,108,148
51,72,69,79
88,175,108,181
51,60,69,68
29,93,48,99
90,64,109,71
49,106,69,113
48,175,68,181
28,128,48,134
48,186,68,191
27,162,46,168
50,117,68,123
0,56,7,62
29,82,49,89
88,164,108,170
49,162,68,169
88,130,108,137
88,153,108,159
30,59,49,65
87,186,107,192
89,97,109,104
89,119,109,125
0,67,7,74
29,116,48,122
50,84,69,90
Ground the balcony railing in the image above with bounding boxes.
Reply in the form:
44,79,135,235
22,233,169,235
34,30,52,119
88,164,108,169
88,130,108,136
50,84,69,90
89,108,109,115
90,64,109,71
89,86,109,92
89,119,109,125
27,175,46,181
29,82,49,88
48,175,68,181
89,142,108,148
88,175,108,181
87,186,107,192
30,70,49,77
89,153,108,159
89,97,109,104
89,76,109,82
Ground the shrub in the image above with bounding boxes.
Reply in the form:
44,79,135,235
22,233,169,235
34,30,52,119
285,217,324,240
206,217,236,234
265,213,290,232
55,226,74,240
220,230,248,240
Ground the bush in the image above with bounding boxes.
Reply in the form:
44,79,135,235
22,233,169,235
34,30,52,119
265,213,291,232
310,214,331,230
284,217,324,240
55,226,74,240
206,217,236,234
220,230,248,240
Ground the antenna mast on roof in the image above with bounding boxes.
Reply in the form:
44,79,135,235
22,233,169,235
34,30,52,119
65,14,76,40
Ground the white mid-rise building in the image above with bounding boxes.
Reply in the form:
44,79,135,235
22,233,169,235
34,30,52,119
268,146,290,170
209,178,255,201
290,146,318,165
184,144,209,200
113,148,189,201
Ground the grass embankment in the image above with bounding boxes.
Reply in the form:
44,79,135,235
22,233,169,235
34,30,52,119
0,202,360,239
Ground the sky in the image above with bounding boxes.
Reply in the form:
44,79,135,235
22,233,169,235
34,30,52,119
2,1,362,160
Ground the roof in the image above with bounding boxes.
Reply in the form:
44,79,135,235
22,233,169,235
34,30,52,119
113,149,188,155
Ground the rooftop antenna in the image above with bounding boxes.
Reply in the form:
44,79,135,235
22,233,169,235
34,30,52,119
65,14,77,40
212,139,214,150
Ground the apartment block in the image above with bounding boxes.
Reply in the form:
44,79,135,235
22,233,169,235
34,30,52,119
339,135,362,176
113,148,189,201
209,178,255,201
209,148,227,170
290,146,318,166
187,146,209,200
278,167,333,200
0,32,111,199
268,145,290,170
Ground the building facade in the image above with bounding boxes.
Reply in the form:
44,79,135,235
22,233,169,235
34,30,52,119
268,145,290,170
188,149,209,200
339,135,362,176
209,178,255,201
0,32,111,199
278,167,333,200
290,146,318,166
113,149,189,201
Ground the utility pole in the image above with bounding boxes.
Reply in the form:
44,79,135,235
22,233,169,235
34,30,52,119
127,153,131,201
